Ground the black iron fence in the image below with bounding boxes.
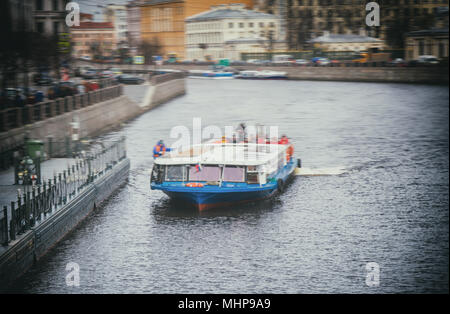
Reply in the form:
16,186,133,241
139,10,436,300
0,137,127,246
0,83,123,133
150,72,186,85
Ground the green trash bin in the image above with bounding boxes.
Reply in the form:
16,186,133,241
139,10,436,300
26,139,44,161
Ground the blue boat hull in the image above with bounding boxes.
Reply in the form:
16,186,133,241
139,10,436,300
151,158,297,211
163,187,277,211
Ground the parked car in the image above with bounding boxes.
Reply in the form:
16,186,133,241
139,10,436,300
100,70,115,78
390,58,407,67
3,88,25,107
82,80,99,92
295,59,309,66
272,60,294,66
109,68,123,76
20,87,43,104
116,74,145,84
247,59,263,65
80,55,92,61
33,73,54,86
314,57,331,66
81,70,100,79
48,81,78,99
414,55,440,65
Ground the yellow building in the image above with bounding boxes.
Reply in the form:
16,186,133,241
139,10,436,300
140,0,254,59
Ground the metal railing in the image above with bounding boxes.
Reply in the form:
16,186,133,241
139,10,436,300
150,72,186,85
0,137,127,246
0,83,123,133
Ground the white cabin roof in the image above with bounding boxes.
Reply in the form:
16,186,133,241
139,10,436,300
155,143,287,166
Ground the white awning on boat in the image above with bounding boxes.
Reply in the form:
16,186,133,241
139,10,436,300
154,143,289,166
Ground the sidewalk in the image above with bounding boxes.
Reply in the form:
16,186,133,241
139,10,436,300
0,158,76,217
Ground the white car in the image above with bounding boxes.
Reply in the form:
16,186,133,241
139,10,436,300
416,55,439,65
100,70,114,78
80,56,92,61
317,58,331,66
109,68,123,75
295,59,309,65
247,59,262,64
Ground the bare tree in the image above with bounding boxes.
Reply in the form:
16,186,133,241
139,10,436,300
138,38,162,64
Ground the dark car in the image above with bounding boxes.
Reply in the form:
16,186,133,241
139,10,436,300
33,73,54,86
116,74,145,84
82,70,100,79
48,81,78,99
20,87,44,104
2,88,25,108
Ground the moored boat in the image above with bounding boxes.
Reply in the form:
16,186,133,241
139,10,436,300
235,70,288,80
150,131,298,211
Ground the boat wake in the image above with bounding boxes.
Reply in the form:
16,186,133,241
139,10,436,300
294,166,347,176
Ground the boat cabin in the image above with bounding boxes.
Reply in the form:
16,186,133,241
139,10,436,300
151,143,293,187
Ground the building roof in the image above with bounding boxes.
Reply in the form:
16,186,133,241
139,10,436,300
186,7,276,22
80,13,93,19
141,0,182,5
308,33,382,44
406,28,449,37
71,22,114,30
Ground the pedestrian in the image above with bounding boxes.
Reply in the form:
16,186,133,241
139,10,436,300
35,90,44,103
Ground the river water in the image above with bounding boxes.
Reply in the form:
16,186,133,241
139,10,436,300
8,79,449,293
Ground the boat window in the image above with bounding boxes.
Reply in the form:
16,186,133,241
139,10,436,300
223,166,245,182
165,165,186,181
188,165,221,182
247,173,259,184
151,164,163,183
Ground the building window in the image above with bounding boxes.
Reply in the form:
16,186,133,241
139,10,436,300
36,0,43,10
53,22,59,35
239,22,244,28
419,40,424,55
36,22,44,33
438,41,445,58
53,0,58,11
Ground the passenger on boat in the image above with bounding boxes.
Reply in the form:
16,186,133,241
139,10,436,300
153,140,171,158
278,135,289,145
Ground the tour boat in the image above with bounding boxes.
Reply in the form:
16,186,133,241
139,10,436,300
188,70,234,78
235,70,288,80
150,131,298,211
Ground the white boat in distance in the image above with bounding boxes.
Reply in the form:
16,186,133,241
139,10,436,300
235,70,288,80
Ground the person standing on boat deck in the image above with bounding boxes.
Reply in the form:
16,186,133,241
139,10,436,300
153,140,171,158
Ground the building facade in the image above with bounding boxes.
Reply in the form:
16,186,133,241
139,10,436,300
140,0,254,59
405,6,449,60
259,0,449,50
1,0,34,33
127,0,145,54
71,22,116,59
308,31,384,52
104,4,128,49
185,4,280,60
32,0,69,36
